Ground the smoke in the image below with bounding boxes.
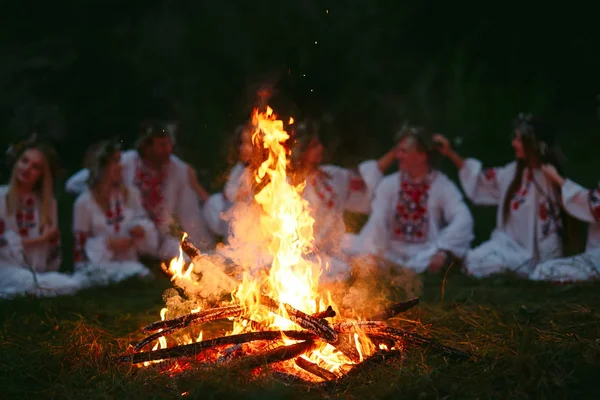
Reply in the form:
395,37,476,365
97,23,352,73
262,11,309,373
323,255,423,319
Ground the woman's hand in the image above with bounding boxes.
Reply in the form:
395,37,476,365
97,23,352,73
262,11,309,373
427,250,450,272
106,237,134,252
541,164,565,187
129,225,145,239
41,225,60,242
432,134,465,169
432,134,451,156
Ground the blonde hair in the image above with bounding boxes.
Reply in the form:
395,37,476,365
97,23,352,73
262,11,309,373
6,145,57,229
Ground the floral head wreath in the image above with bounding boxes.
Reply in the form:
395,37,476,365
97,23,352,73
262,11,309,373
513,112,556,159
6,133,60,180
87,140,122,188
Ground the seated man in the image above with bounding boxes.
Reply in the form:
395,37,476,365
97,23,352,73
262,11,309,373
349,125,474,273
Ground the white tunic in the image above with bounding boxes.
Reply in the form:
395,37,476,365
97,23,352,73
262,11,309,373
350,170,474,273
530,179,600,282
65,150,214,258
301,160,384,282
459,159,563,277
72,186,157,287
0,185,82,298
203,162,249,237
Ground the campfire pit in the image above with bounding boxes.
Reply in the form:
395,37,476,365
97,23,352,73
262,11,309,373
114,106,470,383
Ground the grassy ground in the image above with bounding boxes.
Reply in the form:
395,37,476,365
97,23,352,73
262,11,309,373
1,268,599,400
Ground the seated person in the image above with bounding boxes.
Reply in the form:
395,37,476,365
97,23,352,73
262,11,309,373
72,140,158,287
435,113,575,278
0,137,82,298
530,165,600,282
350,125,474,273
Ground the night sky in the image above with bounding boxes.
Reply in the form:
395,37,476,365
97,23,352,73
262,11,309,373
1,1,598,180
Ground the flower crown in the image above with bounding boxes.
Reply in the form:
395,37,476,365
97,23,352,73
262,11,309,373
6,133,60,179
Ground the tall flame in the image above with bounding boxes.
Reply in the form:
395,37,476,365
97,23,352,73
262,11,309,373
143,105,375,378
232,106,324,324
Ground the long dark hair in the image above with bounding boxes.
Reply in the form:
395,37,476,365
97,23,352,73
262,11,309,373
502,113,583,255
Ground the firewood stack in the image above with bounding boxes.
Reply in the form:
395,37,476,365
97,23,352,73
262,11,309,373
115,239,470,382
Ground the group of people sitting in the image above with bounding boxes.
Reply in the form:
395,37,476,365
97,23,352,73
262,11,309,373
0,112,598,299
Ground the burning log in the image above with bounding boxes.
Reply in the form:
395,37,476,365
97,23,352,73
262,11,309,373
259,295,337,343
312,305,336,320
294,358,338,381
335,321,470,360
114,108,473,384
369,298,419,320
137,303,336,352
143,304,243,333
180,237,203,261
135,305,244,351
117,330,316,364
228,340,316,371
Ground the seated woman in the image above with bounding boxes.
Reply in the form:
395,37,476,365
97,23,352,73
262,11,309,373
351,125,474,273
530,165,600,282
203,123,256,238
0,137,82,298
72,140,158,287
436,113,574,277
287,119,396,282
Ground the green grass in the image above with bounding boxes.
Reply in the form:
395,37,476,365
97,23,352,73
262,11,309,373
1,270,599,400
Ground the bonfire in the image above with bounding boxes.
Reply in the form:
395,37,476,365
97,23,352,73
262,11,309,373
115,106,468,383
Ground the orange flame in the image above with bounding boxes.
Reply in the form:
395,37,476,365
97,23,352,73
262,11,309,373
144,106,375,378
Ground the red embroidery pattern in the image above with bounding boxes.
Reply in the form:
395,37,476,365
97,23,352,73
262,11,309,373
73,231,88,263
311,174,336,209
348,171,367,192
15,196,36,237
589,186,600,223
106,195,124,233
538,198,562,238
392,174,432,243
510,170,533,211
134,161,167,225
482,168,497,182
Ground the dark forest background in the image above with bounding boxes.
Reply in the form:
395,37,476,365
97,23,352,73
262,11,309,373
1,0,599,189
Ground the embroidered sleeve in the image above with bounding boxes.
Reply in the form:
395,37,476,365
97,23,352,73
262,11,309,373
346,177,395,257
588,186,600,223
561,179,599,224
65,169,90,194
433,178,474,258
322,162,381,214
458,158,504,205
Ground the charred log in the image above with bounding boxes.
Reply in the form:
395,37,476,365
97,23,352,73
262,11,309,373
117,330,315,364
294,357,338,381
369,298,419,320
259,295,337,343
335,321,470,360
228,340,316,370
142,304,243,333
